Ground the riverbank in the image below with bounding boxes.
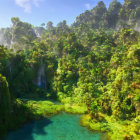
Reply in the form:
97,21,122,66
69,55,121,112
80,114,140,140
0,98,102,140
0,99,64,138
23,99,109,140
57,97,140,140
21,99,140,140
1,98,139,140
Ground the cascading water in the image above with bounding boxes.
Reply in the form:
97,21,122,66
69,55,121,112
37,65,46,88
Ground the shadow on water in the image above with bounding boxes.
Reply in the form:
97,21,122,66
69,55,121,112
2,112,103,140
2,118,53,140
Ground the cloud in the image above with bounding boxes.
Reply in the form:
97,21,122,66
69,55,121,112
15,0,43,13
85,3,91,10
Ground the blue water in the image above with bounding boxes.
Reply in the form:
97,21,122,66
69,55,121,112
3,112,102,140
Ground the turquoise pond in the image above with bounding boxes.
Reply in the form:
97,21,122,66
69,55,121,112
2,112,103,140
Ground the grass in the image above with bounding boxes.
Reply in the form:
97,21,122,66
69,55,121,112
57,96,88,114
24,100,64,118
64,103,88,114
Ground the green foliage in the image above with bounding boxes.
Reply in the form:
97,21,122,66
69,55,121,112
64,103,87,114
0,2,140,139
24,100,64,118
0,74,10,136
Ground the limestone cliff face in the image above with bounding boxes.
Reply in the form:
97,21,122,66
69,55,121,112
0,0,140,47
73,0,140,30
108,0,122,28
0,17,42,49
34,27,46,37
0,28,12,47
11,19,37,43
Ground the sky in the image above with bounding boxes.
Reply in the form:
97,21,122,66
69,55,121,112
0,0,124,28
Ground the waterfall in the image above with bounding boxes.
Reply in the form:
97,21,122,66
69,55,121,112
37,65,46,88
